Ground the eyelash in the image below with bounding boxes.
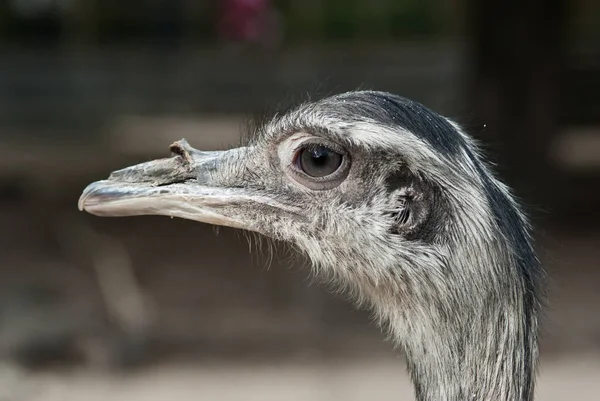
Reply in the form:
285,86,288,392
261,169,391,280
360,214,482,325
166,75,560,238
293,141,344,156
292,143,337,165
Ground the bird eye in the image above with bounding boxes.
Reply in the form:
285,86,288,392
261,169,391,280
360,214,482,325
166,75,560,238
296,145,343,178
281,137,351,191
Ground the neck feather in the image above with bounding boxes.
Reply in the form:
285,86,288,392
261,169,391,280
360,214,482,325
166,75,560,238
378,234,540,401
391,286,538,401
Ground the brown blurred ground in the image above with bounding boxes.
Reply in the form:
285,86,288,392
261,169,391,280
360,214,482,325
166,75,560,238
1,355,599,401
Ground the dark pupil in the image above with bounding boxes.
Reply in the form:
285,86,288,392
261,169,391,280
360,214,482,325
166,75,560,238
299,146,343,177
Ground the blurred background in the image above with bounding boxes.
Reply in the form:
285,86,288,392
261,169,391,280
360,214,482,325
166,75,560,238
0,0,599,400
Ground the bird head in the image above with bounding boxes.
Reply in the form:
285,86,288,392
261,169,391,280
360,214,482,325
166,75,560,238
79,91,536,298
79,91,479,286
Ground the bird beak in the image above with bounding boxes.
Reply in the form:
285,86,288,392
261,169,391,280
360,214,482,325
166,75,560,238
78,139,257,230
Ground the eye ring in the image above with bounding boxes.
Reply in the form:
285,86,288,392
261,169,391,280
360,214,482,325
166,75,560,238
286,139,351,190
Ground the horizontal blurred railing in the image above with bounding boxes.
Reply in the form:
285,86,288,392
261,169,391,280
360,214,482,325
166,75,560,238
0,43,465,177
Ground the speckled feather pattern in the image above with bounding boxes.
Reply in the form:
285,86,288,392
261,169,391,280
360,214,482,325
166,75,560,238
218,91,543,401
86,90,544,401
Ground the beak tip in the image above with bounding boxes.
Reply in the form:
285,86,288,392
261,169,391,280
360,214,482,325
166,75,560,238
78,181,104,213
78,188,90,212
77,198,85,212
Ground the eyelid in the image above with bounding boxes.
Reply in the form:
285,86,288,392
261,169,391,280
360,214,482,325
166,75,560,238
291,138,347,156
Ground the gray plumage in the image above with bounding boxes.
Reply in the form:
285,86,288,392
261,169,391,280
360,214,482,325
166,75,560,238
79,90,545,401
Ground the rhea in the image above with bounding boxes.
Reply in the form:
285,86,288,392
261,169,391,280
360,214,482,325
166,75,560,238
79,91,543,401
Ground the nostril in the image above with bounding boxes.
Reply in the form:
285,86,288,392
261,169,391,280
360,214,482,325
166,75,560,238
169,139,193,164
169,143,185,157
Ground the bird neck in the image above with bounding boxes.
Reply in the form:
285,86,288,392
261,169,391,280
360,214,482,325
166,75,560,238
396,300,537,401
379,249,539,401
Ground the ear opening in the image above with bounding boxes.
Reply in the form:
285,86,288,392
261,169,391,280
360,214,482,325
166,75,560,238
388,188,428,237
385,170,441,242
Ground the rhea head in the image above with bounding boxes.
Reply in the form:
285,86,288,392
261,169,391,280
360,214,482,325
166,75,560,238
79,91,543,401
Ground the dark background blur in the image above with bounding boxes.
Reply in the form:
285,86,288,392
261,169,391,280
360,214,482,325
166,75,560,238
0,1,599,400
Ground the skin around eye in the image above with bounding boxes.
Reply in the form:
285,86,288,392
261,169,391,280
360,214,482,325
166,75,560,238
278,134,352,191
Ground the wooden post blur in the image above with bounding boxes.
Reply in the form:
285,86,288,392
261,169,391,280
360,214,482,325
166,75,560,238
464,0,568,216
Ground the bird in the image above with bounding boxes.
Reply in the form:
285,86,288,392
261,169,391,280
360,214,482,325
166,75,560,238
78,90,544,401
